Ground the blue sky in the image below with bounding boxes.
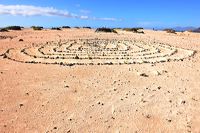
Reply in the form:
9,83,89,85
0,0,199,28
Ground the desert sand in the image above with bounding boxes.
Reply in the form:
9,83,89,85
0,28,200,133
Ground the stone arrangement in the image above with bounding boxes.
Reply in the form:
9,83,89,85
3,39,195,66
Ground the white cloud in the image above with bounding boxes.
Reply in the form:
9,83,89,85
0,4,120,21
80,9,91,14
95,17,121,21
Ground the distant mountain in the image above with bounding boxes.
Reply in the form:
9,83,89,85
193,28,200,33
153,26,196,32
172,26,196,32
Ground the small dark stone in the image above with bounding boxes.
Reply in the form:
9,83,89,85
19,103,24,107
166,119,172,122
65,85,69,88
74,55,79,59
60,62,64,65
146,114,151,119
111,117,115,119
181,100,186,104
3,54,7,58
140,73,149,77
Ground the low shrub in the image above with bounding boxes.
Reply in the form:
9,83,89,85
51,27,61,30
0,28,9,32
123,28,137,32
4,26,22,30
62,26,71,29
83,26,91,29
123,28,144,34
95,28,117,33
31,26,43,30
163,29,176,34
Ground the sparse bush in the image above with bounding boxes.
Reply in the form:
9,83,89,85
95,28,117,33
123,28,144,34
163,29,176,34
83,26,91,29
4,26,21,30
123,28,144,33
123,28,137,32
74,27,80,29
0,28,9,32
51,27,61,30
62,26,71,29
31,26,43,30
128,27,143,30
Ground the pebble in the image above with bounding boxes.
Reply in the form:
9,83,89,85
139,73,149,77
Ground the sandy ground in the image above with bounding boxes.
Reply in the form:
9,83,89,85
0,28,200,133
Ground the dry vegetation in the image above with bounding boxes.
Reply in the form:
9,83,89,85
123,28,144,34
51,27,62,30
83,26,92,29
95,28,118,33
31,26,43,30
0,28,9,32
163,28,176,34
3,26,22,30
62,26,71,29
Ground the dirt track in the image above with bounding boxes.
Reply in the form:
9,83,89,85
0,29,200,133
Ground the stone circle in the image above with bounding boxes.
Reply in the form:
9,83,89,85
3,39,195,66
